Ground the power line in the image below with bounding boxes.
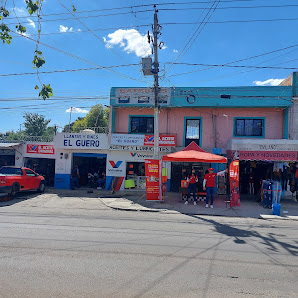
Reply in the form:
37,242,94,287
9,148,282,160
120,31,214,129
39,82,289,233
165,0,221,76
0,64,139,77
12,32,149,85
2,1,265,20
56,0,142,77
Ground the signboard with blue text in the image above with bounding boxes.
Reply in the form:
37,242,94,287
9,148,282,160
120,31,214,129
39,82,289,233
54,133,109,150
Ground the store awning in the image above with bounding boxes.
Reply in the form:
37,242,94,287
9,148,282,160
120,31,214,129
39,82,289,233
162,141,227,163
226,139,298,161
0,142,21,148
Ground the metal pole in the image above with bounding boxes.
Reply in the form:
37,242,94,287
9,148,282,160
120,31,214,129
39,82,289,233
153,7,159,160
69,107,72,132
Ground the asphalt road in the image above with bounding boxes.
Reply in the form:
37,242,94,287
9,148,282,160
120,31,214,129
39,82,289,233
0,205,297,297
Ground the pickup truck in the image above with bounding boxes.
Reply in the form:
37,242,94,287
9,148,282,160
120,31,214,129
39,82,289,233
0,166,46,196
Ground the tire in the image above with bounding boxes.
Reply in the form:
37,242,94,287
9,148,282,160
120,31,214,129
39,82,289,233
38,181,46,193
9,183,20,197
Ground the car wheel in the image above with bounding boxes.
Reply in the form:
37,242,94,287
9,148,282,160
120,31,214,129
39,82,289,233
38,181,46,193
9,183,20,197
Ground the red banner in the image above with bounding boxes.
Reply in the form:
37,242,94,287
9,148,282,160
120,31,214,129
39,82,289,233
27,144,55,154
229,160,240,207
144,135,176,147
145,159,162,201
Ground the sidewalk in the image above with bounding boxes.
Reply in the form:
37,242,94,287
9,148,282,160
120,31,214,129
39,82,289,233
99,191,298,220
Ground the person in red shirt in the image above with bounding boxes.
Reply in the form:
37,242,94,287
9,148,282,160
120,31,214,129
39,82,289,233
185,169,198,205
203,167,227,208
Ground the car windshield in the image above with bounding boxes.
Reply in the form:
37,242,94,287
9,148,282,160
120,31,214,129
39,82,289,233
0,167,22,175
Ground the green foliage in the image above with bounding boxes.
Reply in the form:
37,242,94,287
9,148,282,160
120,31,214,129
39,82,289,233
25,0,40,15
72,5,76,12
16,25,27,34
0,24,12,44
0,131,24,141
39,84,53,100
72,118,87,133
85,104,109,127
23,112,51,136
0,7,10,19
65,105,110,133
32,50,45,68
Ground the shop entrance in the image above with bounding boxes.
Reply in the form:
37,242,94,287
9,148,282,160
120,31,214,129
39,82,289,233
239,161,273,195
126,162,146,189
73,153,106,187
0,149,15,167
170,162,210,192
24,157,55,186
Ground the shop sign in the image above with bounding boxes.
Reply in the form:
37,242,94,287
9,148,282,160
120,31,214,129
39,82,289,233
144,135,176,147
110,134,176,147
229,160,240,207
130,152,154,159
111,134,144,146
54,133,108,149
109,145,172,152
145,159,162,201
239,151,297,161
115,88,171,106
106,159,125,177
27,144,55,154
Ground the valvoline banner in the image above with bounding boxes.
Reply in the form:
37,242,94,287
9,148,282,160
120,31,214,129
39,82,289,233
144,135,176,147
229,160,240,207
145,159,162,201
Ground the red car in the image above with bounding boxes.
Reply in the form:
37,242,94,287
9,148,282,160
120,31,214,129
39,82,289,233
0,166,46,196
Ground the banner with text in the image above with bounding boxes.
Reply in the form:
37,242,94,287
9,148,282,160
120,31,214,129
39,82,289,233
111,134,176,147
145,159,162,201
27,144,55,155
229,160,240,207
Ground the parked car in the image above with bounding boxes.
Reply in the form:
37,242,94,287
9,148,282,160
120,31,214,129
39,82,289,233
0,166,46,196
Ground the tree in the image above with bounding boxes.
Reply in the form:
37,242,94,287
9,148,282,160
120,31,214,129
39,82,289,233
23,113,51,136
66,105,110,133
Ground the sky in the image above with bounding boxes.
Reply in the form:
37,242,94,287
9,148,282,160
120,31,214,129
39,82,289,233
0,0,297,132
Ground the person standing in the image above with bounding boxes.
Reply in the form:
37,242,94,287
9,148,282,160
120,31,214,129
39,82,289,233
185,169,198,206
203,167,227,208
71,165,80,190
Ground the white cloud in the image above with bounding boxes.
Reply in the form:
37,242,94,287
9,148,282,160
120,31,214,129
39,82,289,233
16,31,30,37
66,107,89,114
173,49,178,53
69,27,73,32
27,18,36,28
77,29,82,32
104,29,155,57
14,7,27,17
253,78,285,86
59,25,69,33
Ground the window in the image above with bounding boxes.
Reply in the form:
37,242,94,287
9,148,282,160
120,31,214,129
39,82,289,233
25,169,36,177
185,118,201,146
130,116,154,133
235,118,264,137
0,167,22,175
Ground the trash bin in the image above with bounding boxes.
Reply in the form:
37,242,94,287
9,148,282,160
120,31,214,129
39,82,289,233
272,203,281,216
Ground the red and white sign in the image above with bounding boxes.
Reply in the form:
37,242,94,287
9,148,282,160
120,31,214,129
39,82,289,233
27,144,55,155
145,159,162,201
239,151,297,161
144,135,176,147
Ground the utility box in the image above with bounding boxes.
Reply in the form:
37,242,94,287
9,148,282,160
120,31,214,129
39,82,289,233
142,57,153,76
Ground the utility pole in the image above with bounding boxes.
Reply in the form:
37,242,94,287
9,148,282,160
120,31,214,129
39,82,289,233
68,107,73,132
152,5,160,160
142,6,162,158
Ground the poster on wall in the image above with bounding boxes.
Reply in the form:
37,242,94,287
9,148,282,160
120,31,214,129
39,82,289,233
145,159,162,201
27,144,55,154
229,160,240,207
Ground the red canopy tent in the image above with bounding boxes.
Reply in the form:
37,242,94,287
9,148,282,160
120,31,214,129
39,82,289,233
162,141,227,163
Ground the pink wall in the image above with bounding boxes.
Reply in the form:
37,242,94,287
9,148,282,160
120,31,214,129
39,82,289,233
113,107,284,151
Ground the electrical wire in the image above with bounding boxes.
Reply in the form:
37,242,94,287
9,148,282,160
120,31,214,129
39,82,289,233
56,0,142,77
164,0,221,75
12,32,149,85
